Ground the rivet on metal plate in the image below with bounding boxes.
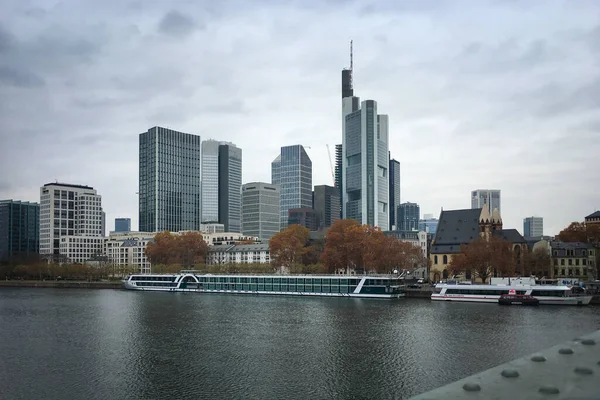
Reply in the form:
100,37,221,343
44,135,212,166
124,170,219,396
538,386,560,395
501,369,519,378
462,383,481,392
558,348,574,354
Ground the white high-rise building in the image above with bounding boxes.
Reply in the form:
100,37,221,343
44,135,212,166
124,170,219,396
201,139,221,223
39,183,104,262
471,189,501,214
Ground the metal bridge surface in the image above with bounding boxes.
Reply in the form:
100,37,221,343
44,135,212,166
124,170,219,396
409,330,600,400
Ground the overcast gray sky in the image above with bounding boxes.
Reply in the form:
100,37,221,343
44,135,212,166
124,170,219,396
1,0,599,236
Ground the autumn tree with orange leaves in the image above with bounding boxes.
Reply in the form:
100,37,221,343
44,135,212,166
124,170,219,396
557,222,600,245
269,224,311,268
145,231,208,268
449,236,515,283
321,219,428,274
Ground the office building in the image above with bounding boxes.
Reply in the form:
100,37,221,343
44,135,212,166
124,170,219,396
39,183,104,260
341,47,389,229
218,143,242,232
241,182,280,241
397,202,420,231
105,231,154,274
389,156,400,229
115,218,131,233
288,208,318,231
313,185,340,229
271,145,312,230
471,189,501,214
201,139,220,223
342,100,390,230
335,144,343,219
523,216,543,238
139,126,202,232
418,215,439,235
0,200,39,262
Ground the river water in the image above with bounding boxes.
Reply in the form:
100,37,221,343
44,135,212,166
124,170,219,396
1,288,599,400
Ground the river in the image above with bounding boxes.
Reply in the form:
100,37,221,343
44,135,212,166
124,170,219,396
1,288,599,399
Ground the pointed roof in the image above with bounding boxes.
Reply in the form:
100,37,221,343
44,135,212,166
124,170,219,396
491,207,502,223
479,205,491,222
586,211,600,219
493,229,526,244
431,208,482,254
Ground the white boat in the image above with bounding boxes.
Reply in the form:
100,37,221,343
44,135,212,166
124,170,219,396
432,283,593,306
123,273,405,299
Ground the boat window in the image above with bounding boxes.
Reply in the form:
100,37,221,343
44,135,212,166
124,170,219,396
531,290,565,297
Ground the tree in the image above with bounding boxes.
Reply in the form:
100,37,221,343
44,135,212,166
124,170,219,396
177,231,209,267
145,231,179,265
449,236,515,283
523,247,552,278
302,238,325,266
269,224,311,268
376,237,426,274
145,231,208,268
320,219,361,273
558,222,600,245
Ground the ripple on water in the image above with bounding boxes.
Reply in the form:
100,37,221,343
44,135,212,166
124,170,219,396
1,290,600,399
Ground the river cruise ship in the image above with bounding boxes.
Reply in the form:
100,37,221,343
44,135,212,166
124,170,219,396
123,273,405,299
432,283,592,306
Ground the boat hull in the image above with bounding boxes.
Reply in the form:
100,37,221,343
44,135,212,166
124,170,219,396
123,283,404,299
431,294,592,306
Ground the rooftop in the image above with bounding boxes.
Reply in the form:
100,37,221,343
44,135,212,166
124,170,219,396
493,229,526,244
585,211,600,219
43,182,94,190
431,208,481,254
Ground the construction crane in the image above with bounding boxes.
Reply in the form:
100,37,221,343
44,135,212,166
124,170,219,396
326,144,335,187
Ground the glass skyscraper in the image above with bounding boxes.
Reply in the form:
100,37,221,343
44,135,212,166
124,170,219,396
343,100,389,230
389,156,400,229
271,145,312,230
218,143,242,233
114,218,131,232
471,189,501,214
0,200,39,262
523,216,543,237
139,126,202,232
241,182,280,240
397,202,420,231
201,140,221,223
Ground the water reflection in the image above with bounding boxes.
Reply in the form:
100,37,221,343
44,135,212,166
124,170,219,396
1,289,599,399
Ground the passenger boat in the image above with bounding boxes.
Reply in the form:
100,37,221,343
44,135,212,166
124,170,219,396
498,290,539,306
123,273,405,299
432,283,592,306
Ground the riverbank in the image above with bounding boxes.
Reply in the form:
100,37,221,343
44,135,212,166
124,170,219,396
0,280,123,289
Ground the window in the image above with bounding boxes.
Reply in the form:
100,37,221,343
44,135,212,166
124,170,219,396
434,255,438,264
443,255,448,264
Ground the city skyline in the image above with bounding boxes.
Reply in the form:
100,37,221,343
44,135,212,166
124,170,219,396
1,1,599,236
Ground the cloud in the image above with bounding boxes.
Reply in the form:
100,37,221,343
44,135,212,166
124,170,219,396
0,0,598,237
157,10,202,38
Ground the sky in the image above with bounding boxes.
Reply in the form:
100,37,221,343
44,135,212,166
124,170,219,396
1,0,599,236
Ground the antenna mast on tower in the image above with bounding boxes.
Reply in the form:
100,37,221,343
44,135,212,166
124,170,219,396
349,40,353,90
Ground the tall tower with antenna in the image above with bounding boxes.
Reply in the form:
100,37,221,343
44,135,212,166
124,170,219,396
341,40,354,99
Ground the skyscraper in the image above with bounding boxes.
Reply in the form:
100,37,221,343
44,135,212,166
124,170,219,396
39,183,104,261
342,100,390,230
341,44,389,229
334,144,343,219
523,216,543,237
201,139,220,223
389,156,400,229
218,143,242,232
313,185,341,229
471,189,501,214
397,202,420,231
0,200,39,262
139,126,202,232
241,182,280,241
271,145,312,230
115,218,131,233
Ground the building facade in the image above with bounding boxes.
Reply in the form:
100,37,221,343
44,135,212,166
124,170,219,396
313,185,340,229
201,139,220,223
384,230,428,258
241,182,280,241
39,183,104,258
342,100,389,230
139,126,202,232
271,145,313,230
114,218,131,233
389,157,400,230
523,216,543,237
585,211,600,225
471,189,501,214
105,231,154,274
550,241,596,281
59,236,105,264
218,143,242,232
397,202,420,231
0,200,39,262
206,243,270,265
418,216,439,235
335,144,343,219
287,208,318,231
